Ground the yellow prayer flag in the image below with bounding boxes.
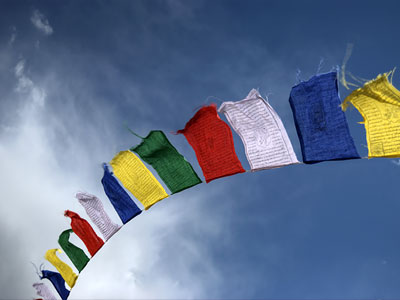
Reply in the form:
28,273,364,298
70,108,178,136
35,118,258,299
110,150,168,210
44,249,78,288
342,71,400,158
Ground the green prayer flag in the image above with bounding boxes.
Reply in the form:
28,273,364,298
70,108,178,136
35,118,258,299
58,229,90,273
131,130,202,194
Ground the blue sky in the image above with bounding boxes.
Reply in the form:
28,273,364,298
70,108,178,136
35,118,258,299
2,0,400,299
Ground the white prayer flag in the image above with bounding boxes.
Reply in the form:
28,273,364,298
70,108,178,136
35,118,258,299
33,283,57,300
76,192,121,241
219,89,299,171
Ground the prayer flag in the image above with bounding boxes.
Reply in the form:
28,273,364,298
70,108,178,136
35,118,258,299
289,72,360,163
101,163,142,223
76,192,120,241
33,283,57,300
41,270,70,300
58,229,90,272
219,89,299,171
44,249,78,288
177,105,245,182
131,130,202,194
110,151,169,210
342,71,400,158
64,210,104,256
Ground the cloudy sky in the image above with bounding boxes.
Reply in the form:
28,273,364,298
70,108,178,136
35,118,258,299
2,0,400,299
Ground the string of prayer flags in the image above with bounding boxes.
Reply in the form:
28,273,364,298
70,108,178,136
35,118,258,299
289,72,360,163
101,164,142,223
44,249,78,288
33,283,57,300
33,61,400,296
41,270,70,300
130,130,202,194
177,105,245,183
342,71,400,158
64,210,104,256
110,150,169,210
58,229,90,272
76,192,120,241
219,89,299,171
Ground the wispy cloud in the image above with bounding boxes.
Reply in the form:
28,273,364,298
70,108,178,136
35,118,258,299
1,56,225,299
8,26,17,46
392,159,400,166
31,9,53,35
14,60,46,107
4,2,400,299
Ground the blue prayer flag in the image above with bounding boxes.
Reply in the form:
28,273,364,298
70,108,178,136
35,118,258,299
101,163,142,224
41,270,70,300
289,72,360,163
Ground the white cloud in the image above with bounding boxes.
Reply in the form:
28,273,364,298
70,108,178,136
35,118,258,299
392,159,400,166
71,193,225,298
1,58,226,299
31,9,53,35
8,26,17,46
14,60,46,107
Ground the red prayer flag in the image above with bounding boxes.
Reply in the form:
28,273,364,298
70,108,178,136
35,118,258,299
177,105,245,183
64,210,104,256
